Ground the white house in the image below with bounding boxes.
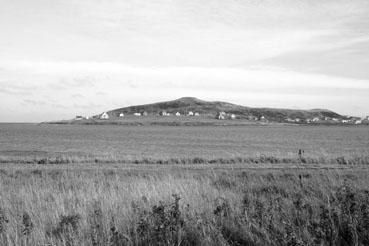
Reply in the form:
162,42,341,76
286,118,294,122
134,113,141,116
188,111,194,116
230,114,236,120
100,112,109,120
175,112,181,116
355,120,362,125
312,117,320,122
119,113,124,117
217,112,226,120
194,112,200,116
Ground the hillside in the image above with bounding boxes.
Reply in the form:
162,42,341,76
98,97,343,122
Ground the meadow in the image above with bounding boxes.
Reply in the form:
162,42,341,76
1,123,369,163
1,164,369,245
0,123,369,245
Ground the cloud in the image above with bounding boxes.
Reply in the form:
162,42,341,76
0,80,38,95
0,0,369,121
71,93,85,99
2,0,367,66
264,36,369,80
22,99,45,106
3,61,369,90
21,99,68,109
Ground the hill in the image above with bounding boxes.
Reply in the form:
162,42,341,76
98,97,343,122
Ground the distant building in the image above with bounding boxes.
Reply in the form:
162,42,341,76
230,114,236,120
143,111,148,116
355,120,362,125
248,115,257,121
286,118,300,123
286,118,294,122
350,117,361,123
160,111,168,116
119,113,124,117
342,119,349,123
259,116,268,123
194,112,200,116
75,116,83,120
217,112,226,120
100,112,109,120
175,112,181,116
312,117,320,122
134,113,141,116
188,111,194,116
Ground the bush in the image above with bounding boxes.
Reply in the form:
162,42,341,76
47,214,81,246
134,194,184,246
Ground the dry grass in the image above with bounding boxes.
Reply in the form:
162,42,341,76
1,154,369,165
0,165,369,245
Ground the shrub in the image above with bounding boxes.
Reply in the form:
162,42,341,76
0,207,8,234
133,194,185,246
47,214,81,246
22,212,34,236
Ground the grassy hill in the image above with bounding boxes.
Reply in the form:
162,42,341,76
101,97,343,122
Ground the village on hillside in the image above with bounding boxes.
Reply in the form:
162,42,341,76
74,110,369,125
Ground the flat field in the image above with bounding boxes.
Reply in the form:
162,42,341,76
0,123,368,163
1,124,369,245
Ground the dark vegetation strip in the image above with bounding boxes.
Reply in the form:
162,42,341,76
1,155,369,165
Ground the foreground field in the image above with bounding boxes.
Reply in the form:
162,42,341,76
1,164,369,246
1,124,369,245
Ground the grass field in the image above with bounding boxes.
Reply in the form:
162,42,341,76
1,124,369,163
1,124,369,245
1,164,369,245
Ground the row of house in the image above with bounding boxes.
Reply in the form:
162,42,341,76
96,110,202,120
75,115,90,120
216,112,268,121
82,112,369,123
160,111,200,117
286,116,369,125
217,114,369,123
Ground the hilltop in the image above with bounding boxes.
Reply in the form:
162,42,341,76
99,97,343,122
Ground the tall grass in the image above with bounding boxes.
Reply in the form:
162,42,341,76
1,154,369,165
0,166,369,245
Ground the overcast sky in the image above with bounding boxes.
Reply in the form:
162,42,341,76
1,0,369,122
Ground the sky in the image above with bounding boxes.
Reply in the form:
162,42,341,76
0,0,369,122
